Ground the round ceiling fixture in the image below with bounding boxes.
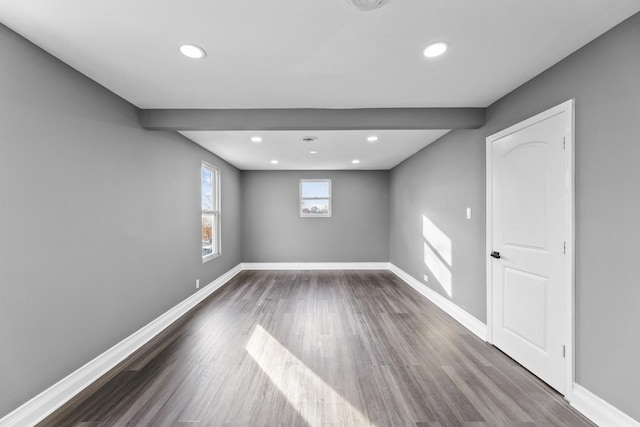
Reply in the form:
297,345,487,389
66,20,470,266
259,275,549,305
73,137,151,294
367,135,379,142
309,150,318,154
251,136,262,143
270,160,279,165
352,159,361,164
423,42,448,58
347,0,387,11
179,44,206,59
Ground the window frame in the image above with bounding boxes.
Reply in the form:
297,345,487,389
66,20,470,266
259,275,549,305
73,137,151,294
201,162,221,262
299,179,332,218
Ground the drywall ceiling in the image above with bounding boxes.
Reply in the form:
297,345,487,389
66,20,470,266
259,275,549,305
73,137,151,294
1,0,639,169
181,129,450,170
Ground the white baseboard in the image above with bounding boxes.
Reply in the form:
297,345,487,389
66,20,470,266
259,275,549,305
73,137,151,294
570,384,639,427
0,264,243,427
245,262,488,342
388,263,488,341
5,263,636,427
241,262,391,270
387,264,640,427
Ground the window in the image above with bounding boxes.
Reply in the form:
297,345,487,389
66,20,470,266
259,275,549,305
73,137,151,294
300,179,331,217
201,162,220,261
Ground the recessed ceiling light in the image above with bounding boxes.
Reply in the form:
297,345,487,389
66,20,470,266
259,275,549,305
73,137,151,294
367,135,378,142
270,160,279,165
423,42,448,58
348,0,387,11
309,150,318,154
352,159,361,164
251,136,262,143
179,44,206,59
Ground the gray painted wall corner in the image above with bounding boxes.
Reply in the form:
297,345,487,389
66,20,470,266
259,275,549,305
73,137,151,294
390,129,487,322
389,11,640,421
0,24,242,417
241,170,390,263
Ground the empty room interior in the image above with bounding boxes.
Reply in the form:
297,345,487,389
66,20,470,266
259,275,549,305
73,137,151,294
1,1,640,426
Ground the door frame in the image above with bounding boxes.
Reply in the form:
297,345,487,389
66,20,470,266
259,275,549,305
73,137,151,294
485,99,575,397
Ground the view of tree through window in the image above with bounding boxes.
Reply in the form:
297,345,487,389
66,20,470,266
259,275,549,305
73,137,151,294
202,163,220,261
300,179,331,217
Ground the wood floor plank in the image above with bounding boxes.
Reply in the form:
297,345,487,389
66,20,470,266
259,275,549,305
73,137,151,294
41,270,594,426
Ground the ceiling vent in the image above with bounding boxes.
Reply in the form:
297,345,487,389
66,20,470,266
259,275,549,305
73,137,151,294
348,0,387,11
300,136,318,143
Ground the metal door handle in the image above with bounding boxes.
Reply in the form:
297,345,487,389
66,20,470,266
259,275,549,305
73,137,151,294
491,251,501,259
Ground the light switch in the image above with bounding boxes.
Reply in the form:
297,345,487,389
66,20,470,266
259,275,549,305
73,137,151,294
466,207,472,219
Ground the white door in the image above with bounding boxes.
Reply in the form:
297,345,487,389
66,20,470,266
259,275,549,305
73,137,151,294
487,101,573,394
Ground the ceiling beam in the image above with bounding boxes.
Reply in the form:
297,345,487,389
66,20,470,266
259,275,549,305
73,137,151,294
139,108,485,131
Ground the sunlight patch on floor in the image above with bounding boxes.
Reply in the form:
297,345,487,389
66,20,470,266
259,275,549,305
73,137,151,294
245,324,374,426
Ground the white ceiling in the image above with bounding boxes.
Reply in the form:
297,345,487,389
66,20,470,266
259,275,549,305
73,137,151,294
1,0,639,169
181,129,450,170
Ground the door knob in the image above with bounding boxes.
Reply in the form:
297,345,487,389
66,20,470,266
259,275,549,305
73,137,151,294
491,251,501,259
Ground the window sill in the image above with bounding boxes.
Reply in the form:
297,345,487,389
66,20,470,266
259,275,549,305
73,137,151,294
202,252,221,263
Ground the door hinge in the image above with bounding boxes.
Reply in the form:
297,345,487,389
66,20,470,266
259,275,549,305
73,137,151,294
562,345,566,358
563,241,566,254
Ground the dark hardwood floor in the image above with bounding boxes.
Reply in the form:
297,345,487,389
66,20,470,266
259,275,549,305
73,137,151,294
42,270,594,426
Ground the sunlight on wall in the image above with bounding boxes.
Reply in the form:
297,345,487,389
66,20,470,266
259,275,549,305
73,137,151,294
422,215,452,266
424,242,452,297
245,325,374,426
422,215,453,297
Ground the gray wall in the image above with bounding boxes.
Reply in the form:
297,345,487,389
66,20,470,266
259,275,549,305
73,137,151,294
0,25,242,417
390,131,486,320
3,8,640,422
390,12,640,420
242,170,389,262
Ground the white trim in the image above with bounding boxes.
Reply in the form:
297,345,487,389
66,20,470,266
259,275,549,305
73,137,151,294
485,121,494,342
241,262,390,270
389,263,487,340
0,264,243,427
202,162,221,262
570,384,640,427
485,99,575,396
4,261,636,427
564,100,576,398
299,179,332,218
